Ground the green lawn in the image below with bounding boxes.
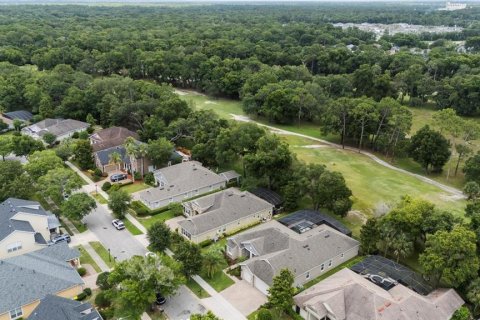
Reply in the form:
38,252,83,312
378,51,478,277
122,218,143,235
89,241,115,268
186,278,210,298
90,192,107,204
76,245,101,273
120,182,150,194
137,210,177,230
286,135,466,226
177,89,245,119
200,269,234,292
71,219,87,233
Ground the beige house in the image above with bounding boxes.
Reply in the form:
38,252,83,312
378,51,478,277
0,198,60,259
139,161,227,210
293,268,464,320
0,245,84,320
178,188,274,243
227,219,359,295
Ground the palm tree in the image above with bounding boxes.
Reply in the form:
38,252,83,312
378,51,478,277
391,232,413,263
124,137,138,181
202,246,224,279
109,151,122,171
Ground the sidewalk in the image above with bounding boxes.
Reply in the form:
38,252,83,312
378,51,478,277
193,276,246,320
83,242,110,272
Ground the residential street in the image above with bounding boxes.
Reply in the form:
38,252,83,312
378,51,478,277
83,203,147,262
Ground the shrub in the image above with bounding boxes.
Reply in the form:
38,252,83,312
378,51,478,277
87,126,95,134
72,132,79,139
96,271,111,290
257,309,273,320
76,292,87,301
170,202,184,217
83,288,92,296
144,172,155,186
102,182,111,192
95,291,112,308
99,307,114,319
133,171,142,180
131,200,150,216
77,267,87,277
94,168,103,177
78,131,89,139
109,184,120,193
199,239,213,248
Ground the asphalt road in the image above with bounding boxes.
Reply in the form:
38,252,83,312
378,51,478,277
162,286,207,320
83,203,147,261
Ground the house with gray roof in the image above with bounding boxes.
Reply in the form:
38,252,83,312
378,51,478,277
0,110,33,129
138,161,227,209
22,118,89,142
27,294,102,320
293,268,463,320
178,188,274,243
0,198,60,260
0,246,84,320
226,220,359,295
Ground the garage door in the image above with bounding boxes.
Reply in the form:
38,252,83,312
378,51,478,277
242,267,254,284
253,276,270,296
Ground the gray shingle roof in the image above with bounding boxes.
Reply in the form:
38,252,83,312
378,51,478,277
232,221,359,286
139,161,226,203
95,146,131,166
23,119,89,138
0,247,84,314
34,233,47,245
28,294,103,320
35,242,80,262
0,198,50,241
293,268,464,320
179,188,273,236
3,110,33,121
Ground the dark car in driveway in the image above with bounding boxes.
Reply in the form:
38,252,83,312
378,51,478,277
110,173,128,182
155,293,166,305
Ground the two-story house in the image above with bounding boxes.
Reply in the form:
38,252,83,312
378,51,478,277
0,198,60,259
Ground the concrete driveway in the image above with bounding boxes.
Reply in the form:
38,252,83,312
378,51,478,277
83,203,147,261
220,280,267,316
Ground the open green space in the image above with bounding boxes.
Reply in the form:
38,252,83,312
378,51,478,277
76,245,101,273
136,210,177,230
286,135,466,219
186,278,210,298
89,241,115,268
122,218,143,235
120,182,150,194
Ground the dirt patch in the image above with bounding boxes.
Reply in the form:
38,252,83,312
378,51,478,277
205,100,219,105
347,210,368,224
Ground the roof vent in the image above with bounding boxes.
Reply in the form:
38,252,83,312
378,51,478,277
325,234,330,238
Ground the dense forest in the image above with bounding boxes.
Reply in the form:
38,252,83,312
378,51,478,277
1,4,480,166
